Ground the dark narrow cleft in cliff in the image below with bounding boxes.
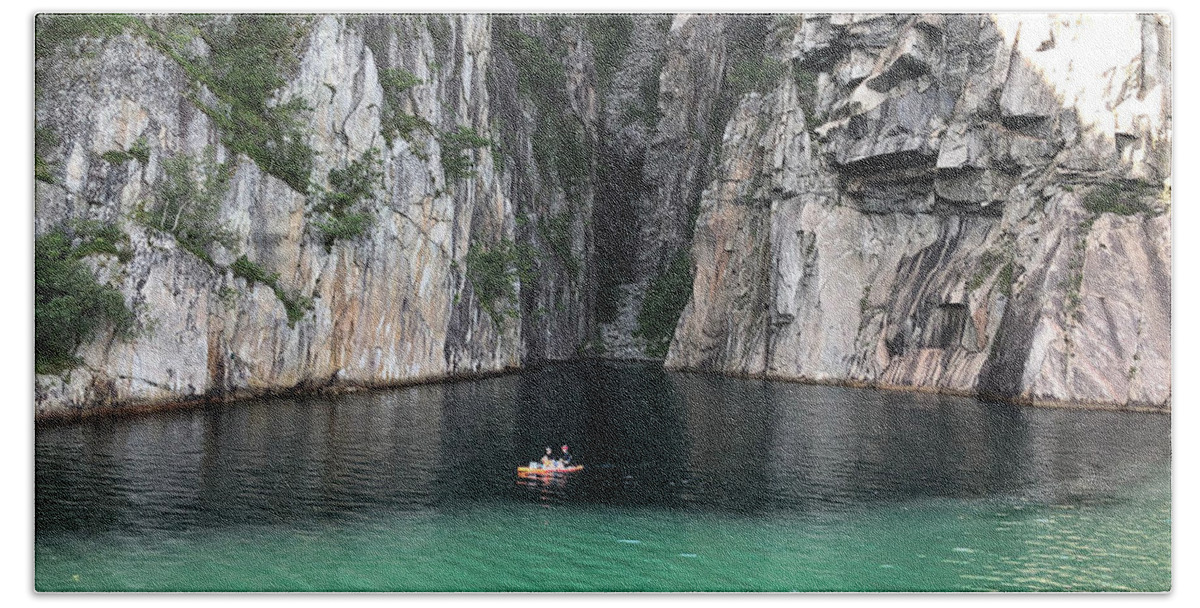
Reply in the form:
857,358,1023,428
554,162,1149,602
485,15,598,364
33,13,1171,416
592,143,644,326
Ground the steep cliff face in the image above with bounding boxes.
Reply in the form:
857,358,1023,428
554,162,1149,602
591,14,730,358
666,14,1171,409
34,13,1171,417
485,16,599,363
35,15,519,416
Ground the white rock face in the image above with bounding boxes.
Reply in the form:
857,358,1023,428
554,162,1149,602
667,14,1171,409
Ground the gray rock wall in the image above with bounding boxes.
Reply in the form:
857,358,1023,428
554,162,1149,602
486,16,598,363
666,14,1171,409
34,13,1171,417
36,16,519,416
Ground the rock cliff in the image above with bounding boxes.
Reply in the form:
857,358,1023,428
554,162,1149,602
34,13,1170,417
666,14,1171,409
36,15,519,416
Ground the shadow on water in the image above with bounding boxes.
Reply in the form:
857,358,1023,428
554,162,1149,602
499,362,1169,514
37,361,1169,540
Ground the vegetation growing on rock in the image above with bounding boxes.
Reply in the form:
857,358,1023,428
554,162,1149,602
231,255,313,328
138,15,316,193
100,137,151,166
34,14,136,59
712,16,779,139
1082,180,1160,216
634,251,694,358
312,148,384,250
967,241,1016,297
35,156,56,184
791,63,820,121
583,15,634,93
138,148,234,264
494,18,591,201
439,126,492,181
464,238,535,325
30,13,1174,413
34,127,60,184
35,225,134,375
379,67,430,147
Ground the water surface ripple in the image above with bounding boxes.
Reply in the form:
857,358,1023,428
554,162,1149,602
36,362,1170,591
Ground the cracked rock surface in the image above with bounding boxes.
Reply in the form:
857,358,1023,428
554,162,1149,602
667,14,1170,409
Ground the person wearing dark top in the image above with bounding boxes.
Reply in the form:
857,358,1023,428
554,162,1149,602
560,445,571,465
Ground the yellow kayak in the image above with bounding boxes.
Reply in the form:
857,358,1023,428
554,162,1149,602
517,465,583,476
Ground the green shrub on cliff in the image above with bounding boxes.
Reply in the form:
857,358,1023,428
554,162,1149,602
231,255,275,285
1082,181,1159,216
379,67,431,146
635,251,694,358
35,127,60,184
312,148,383,250
439,126,492,181
101,137,151,166
710,16,778,144
995,260,1016,297
35,228,134,374
35,156,57,184
139,15,316,192
727,56,787,96
35,14,136,59
140,149,233,263
464,238,535,325
534,113,590,201
967,249,1006,293
583,15,634,92
69,219,134,263
322,149,383,210
202,14,314,192
493,18,591,200
231,255,313,328
792,63,820,120
314,213,371,248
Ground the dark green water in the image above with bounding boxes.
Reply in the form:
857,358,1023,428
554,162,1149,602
35,362,1170,592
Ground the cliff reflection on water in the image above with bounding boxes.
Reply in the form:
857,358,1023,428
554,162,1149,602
39,361,1167,536
35,361,1169,591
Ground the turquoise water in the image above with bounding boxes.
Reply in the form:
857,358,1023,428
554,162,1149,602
35,362,1170,592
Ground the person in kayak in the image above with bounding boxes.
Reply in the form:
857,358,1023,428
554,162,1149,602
541,447,554,468
560,445,572,465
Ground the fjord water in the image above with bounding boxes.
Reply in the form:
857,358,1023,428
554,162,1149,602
36,362,1169,592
